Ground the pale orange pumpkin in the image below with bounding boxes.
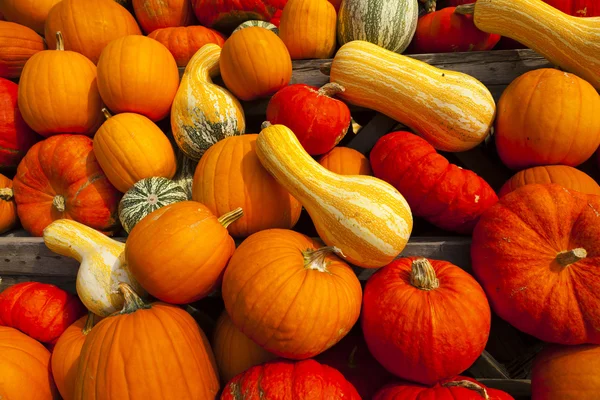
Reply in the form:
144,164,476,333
0,173,17,234
133,0,196,34
0,0,61,34
499,165,600,197
0,21,46,79
319,147,372,176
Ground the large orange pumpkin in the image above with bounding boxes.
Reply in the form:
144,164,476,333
0,21,46,79
220,27,292,101
74,283,220,400
133,0,196,34
192,134,302,238
222,229,362,359
472,184,600,345
0,173,17,234
499,165,600,197
45,0,141,64
495,68,600,169
319,147,372,175
0,0,60,34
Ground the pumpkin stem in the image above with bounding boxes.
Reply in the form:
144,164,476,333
555,248,587,267
82,312,97,335
318,83,345,97
55,31,65,51
53,195,66,213
320,63,332,76
118,283,151,314
443,381,489,399
410,258,440,290
217,207,244,228
418,0,436,13
455,3,475,15
102,108,113,120
261,121,272,130
302,246,339,273
0,188,13,201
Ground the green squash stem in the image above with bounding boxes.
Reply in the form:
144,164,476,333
118,283,151,314
83,312,97,335
410,258,440,290
218,207,244,228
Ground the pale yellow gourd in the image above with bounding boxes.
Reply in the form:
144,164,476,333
43,219,146,317
256,123,413,269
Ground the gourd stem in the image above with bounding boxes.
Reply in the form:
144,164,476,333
102,108,113,120
53,195,66,212
320,63,332,76
443,381,489,399
261,121,272,130
348,346,358,369
455,3,475,15
82,312,96,335
410,258,439,290
418,0,437,13
55,31,65,51
556,248,587,267
0,188,13,201
118,283,151,314
217,207,244,228
302,246,338,272
317,83,345,97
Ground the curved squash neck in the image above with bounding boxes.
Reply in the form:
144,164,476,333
183,43,221,84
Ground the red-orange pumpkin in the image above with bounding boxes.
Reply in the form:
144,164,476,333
0,21,46,78
318,147,372,176
0,0,60,34
0,173,17,234
148,25,226,67
132,0,196,34
192,0,287,31
499,165,600,197
471,184,600,345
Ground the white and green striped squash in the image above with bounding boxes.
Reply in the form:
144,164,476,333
337,0,419,53
119,177,188,233
173,148,198,200
233,20,279,35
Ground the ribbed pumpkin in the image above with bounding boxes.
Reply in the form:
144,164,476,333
370,131,498,234
318,147,372,176
17,32,104,137
0,326,58,399
0,0,60,34
126,201,242,304
212,311,276,383
171,43,245,160
363,257,491,385
374,377,515,400
266,83,351,155
0,78,39,168
132,0,196,34
471,184,600,345
0,21,46,78
193,134,302,238
192,0,287,31
544,0,599,15
13,134,121,237
233,20,279,34
97,36,179,121
148,26,226,67
220,27,292,101
119,177,188,233
74,283,220,400
45,0,141,64
496,68,600,169
0,173,17,234
499,165,600,197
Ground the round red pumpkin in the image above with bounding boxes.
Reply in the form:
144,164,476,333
148,25,226,67
192,0,287,32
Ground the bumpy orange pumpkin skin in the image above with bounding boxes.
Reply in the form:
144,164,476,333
0,0,60,34
133,0,196,34
496,69,600,170
0,173,17,234
472,184,600,345
148,25,226,67
499,165,600,197
0,21,46,79
319,147,372,176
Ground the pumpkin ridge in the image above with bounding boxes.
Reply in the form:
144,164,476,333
557,80,583,165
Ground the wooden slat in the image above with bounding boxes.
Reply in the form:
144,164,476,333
478,379,532,399
468,351,511,379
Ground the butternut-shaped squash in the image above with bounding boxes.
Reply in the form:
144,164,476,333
171,43,245,160
329,40,496,152
256,123,413,268
43,219,146,317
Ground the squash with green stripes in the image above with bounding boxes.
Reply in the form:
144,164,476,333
233,20,279,35
173,148,198,200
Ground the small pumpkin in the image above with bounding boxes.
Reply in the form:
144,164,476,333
220,27,292,101
13,134,121,237
266,83,351,155
119,177,188,233
193,134,302,238
93,110,177,193
233,20,279,34
74,283,220,400
17,32,104,137
173,147,198,199
148,26,226,67
0,173,17,234
499,165,600,197
192,0,287,32
0,0,60,34
0,21,46,78
132,0,196,34
318,147,372,176
374,377,514,400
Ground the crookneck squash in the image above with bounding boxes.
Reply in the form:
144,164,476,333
499,165,600,197
0,21,46,78
171,43,245,160
256,123,413,268
330,40,496,152
0,173,17,234
148,26,226,67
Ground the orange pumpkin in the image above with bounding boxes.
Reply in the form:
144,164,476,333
97,35,179,121
0,0,60,34
220,27,292,101
193,134,302,238
0,173,17,234
222,229,362,359
133,0,196,34
319,147,372,175
45,0,141,64
17,32,104,137
0,21,46,79
93,110,177,193
148,25,226,67
496,68,600,169
74,283,220,400
499,165,600,197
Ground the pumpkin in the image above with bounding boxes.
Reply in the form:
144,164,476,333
132,0,196,34
0,326,58,399
0,173,17,234
97,36,179,122
220,27,292,101
266,83,351,155
74,283,220,400
45,0,141,64
171,43,245,160
0,78,39,168
0,21,46,78
13,135,121,237
0,282,86,344
499,165,600,197
471,184,600,345
173,147,198,199
374,377,515,400
544,0,600,16
191,0,287,32
330,40,496,152
257,123,413,268
337,0,418,53
17,32,104,137
532,344,600,399
212,311,277,383
318,147,372,176
119,177,188,233
148,26,226,67
495,68,600,170
233,20,279,34
193,134,302,238
0,0,60,34
279,0,336,59
370,131,498,234
456,0,600,89
125,201,242,304
43,219,147,317
93,110,177,193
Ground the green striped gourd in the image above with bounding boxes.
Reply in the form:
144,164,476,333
233,20,279,35
173,148,198,200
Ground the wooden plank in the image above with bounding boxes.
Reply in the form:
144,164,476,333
468,351,511,379
347,114,398,154
478,379,531,399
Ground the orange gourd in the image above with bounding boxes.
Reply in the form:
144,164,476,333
148,25,226,67
319,147,372,175
0,0,60,34
0,173,17,234
499,165,600,197
220,27,292,101
133,0,196,34
0,21,46,79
